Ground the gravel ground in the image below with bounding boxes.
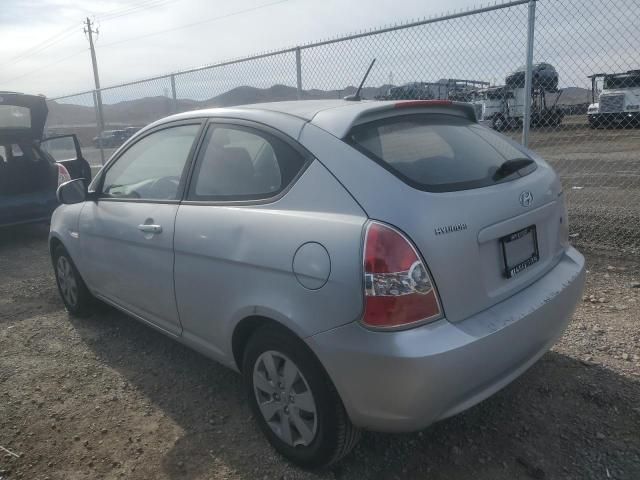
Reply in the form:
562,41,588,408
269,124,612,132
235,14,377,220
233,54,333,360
0,224,639,480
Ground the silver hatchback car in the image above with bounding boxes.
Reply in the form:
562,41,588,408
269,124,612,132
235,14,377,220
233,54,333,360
50,99,585,467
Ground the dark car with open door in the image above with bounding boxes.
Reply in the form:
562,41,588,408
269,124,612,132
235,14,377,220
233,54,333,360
0,92,91,227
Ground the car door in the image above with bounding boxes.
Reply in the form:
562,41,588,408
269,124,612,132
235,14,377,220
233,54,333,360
79,121,203,335
40,134,92,183
173,121,313,358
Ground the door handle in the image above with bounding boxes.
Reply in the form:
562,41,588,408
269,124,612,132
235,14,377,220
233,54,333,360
137,224,162,234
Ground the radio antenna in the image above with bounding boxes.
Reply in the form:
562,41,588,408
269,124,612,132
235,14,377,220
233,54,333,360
344,59,376,101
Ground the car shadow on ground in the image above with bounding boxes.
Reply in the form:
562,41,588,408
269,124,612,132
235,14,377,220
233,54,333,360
71,303,640,480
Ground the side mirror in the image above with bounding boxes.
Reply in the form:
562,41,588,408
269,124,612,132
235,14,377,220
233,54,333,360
57,178,87,205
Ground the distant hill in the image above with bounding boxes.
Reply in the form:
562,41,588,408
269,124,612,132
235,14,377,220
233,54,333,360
47,84,389,127
45,83,591,128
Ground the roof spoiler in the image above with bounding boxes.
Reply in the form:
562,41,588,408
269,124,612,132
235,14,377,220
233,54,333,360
378,100,477,122
312,100,479,139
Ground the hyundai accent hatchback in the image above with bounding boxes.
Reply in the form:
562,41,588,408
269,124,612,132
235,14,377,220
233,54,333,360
50,99,585,467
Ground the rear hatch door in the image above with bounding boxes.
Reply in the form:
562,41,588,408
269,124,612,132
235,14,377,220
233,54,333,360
307,105,567,323
0,92,48,142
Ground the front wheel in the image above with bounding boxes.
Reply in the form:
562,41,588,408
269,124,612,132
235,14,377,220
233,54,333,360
53,245,94,317
243,325,360,468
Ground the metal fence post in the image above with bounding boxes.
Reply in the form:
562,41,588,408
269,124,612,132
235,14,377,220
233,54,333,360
522,0,536,147
295,47,302,100
92,90,105,165
170,74,178,113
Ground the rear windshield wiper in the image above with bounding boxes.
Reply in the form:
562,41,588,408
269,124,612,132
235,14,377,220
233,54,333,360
492,158,535,181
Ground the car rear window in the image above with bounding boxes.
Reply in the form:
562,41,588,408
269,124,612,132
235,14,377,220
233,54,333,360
346,113,536,192
0,105,31,129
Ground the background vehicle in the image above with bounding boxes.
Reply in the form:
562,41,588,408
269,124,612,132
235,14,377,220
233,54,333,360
50,99,584,467
588,70,640,128
377,79,488,101
122,126,142,139
92,129,126,148
0,92,90,227
472,63,564,130
380,82,435,100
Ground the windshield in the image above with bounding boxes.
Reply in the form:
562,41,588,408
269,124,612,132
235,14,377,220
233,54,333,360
604,74,640,90
347,113,536,192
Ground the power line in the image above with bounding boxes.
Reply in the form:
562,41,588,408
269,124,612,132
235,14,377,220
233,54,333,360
6,24,77,60
0,23,81,68
0,1,160,66
1,0,297,88
0,48,87,84
98,0,177,22
99,0,294,49
99,0,171,17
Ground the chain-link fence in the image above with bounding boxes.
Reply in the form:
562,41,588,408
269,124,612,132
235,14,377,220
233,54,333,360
45,0,640,256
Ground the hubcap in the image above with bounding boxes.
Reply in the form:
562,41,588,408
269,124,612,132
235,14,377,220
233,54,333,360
253,351,318,447
56,256,78,307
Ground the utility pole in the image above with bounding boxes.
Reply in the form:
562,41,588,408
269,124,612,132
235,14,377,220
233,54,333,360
84,17,106,163
522,0,536,147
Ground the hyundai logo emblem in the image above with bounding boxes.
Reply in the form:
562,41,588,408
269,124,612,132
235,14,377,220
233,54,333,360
519,191,534,207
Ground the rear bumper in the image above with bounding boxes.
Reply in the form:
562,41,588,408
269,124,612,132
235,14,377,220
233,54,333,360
307,247,585,432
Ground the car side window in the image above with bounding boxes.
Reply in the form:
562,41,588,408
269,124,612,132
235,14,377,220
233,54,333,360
189,125,307,201
101,124,200,200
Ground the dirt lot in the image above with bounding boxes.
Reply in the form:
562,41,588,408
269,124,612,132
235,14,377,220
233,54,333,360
1,224,639,480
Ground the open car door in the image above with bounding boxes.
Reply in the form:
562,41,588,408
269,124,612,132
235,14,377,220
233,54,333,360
40,134,92,183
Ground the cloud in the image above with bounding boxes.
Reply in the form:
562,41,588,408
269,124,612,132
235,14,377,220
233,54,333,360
1,0,637,100
0,0,480,96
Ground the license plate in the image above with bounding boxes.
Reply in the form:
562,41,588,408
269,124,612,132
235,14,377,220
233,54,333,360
500,225,539,278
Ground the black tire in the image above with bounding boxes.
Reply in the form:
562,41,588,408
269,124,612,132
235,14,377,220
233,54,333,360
52,245,94,317
243,325,360,468
492,114,507,131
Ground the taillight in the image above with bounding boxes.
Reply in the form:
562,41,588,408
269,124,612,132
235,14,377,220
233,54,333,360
362,221,442,329
57,163,71,186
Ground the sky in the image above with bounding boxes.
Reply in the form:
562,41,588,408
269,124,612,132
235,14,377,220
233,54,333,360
0,0,637,103
0,0,483,97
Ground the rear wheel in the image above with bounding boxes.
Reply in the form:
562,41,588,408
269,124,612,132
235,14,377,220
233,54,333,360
53,245,93,316
243,325,360,468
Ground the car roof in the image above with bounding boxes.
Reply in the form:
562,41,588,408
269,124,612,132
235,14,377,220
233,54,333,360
147,99,477,139
238,99,354,120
